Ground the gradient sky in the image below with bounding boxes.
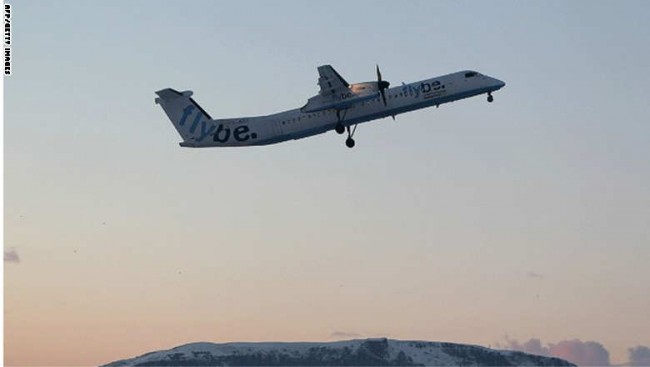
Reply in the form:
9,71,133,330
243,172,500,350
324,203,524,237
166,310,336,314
4,1,650,366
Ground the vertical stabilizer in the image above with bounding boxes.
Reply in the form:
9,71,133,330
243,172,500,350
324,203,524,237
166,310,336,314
155,88,216,144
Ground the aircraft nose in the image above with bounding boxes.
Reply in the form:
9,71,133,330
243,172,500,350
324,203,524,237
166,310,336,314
496,79,506,89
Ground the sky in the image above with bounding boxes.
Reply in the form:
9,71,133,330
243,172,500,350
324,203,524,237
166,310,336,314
3,0,650,366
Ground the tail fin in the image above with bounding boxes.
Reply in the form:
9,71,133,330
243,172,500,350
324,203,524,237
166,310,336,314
154,88,216,144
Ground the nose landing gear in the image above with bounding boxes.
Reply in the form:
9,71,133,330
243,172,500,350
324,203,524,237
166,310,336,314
487,92,494,103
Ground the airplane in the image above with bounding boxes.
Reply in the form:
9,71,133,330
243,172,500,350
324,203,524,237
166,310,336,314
155,65,505,148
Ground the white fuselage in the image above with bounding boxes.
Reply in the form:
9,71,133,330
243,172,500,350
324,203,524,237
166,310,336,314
182,70,505,147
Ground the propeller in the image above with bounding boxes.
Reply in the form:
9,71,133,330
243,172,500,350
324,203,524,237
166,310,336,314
376,64,390,106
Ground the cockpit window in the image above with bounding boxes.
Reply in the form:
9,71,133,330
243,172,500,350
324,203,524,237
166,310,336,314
465,72,478,78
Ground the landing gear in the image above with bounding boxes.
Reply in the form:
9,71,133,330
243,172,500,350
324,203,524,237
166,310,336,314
345,125,357,148
487,92,494,103
335,110,346,134
345,124,358,149
333,108,357,148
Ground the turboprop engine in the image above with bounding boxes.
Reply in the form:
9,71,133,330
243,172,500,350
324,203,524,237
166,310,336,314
301,65,391,113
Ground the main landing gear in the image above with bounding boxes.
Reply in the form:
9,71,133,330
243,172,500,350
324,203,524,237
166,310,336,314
335,110,346,134
487,92,494,103
334,108,357,148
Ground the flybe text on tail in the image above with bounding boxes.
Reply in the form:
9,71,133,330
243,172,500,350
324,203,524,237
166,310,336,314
181,105,258,144
179,105,216,142
213,123,258,143
155,87,262,146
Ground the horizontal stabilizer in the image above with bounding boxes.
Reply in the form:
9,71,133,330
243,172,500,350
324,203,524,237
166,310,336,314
155,88,194,103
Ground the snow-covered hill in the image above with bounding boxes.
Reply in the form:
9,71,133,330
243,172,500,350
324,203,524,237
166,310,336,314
101,338,575,366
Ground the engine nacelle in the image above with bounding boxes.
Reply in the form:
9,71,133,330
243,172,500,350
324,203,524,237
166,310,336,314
349,82,380,96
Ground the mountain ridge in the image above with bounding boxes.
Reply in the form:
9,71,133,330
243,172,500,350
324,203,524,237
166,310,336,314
102,338,576,366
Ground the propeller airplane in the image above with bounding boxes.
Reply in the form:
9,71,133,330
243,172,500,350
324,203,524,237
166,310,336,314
155,64,505,148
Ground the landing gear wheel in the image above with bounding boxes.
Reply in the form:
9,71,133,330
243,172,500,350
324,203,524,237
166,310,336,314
345,137,355,148
487,93,494,103
335,123,345,134
344,123,357,148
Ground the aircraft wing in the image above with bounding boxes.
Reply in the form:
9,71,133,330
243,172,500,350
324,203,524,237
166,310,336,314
317,65,349,97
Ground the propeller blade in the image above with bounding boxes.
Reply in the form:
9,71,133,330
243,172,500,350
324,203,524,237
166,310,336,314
376,64,389,106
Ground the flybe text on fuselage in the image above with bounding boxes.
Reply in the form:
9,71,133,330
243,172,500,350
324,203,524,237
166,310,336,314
338,80,445,104
213,122,258,143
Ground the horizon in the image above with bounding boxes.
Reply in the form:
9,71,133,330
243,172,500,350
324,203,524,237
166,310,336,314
4,1,650,366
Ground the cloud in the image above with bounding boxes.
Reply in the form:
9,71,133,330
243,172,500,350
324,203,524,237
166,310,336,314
628,345,650,366
549,339,610,366
329,331,363,339
4,249,20,263
502,338,610,366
